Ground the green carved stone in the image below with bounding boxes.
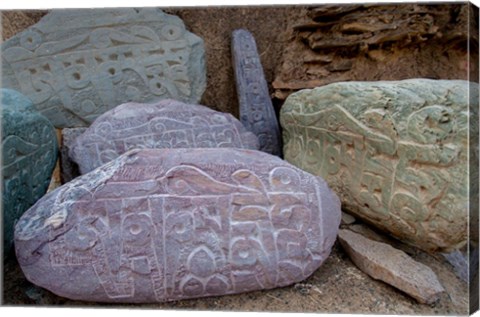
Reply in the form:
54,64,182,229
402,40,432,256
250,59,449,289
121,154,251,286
280,79,478,252
2,89,58,256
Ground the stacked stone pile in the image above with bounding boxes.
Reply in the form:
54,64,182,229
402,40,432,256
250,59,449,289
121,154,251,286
2,6,476,311
4,9,341,304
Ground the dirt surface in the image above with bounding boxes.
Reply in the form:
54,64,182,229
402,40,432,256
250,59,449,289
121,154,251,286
2,219,469,314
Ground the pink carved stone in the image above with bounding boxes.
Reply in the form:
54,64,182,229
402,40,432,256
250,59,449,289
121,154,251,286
14,148,341,303
69,99,260,174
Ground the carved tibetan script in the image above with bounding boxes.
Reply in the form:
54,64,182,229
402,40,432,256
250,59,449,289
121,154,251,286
232,29,282,156
15,148,341,303
281,79,477,252
1,8,206,128
2,89,58,254
70,100,259,174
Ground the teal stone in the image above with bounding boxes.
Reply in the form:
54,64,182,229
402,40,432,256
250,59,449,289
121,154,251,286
280,79,478,252
2,89,58,257
1,8,206,128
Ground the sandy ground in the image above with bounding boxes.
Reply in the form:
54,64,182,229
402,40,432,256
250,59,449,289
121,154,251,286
2,220,469,315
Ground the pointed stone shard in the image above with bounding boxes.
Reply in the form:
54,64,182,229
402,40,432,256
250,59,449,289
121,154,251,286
341,211,356,225
338,229,445,304
1,89,58,256
232,29,282,156
69,99,259,174
15,148,341,303
281,79,478,252
1,8,206,128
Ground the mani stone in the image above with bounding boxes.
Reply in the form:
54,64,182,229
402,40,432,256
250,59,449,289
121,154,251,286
338,229,445,304
232,29,282,156
1,89,58,256
14,148,341,303
280,79,478,253
1,8,206,128
69,99,260,174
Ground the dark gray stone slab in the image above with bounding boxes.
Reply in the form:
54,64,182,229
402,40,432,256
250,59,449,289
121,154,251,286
60,128,86,184
14,148,341,303
232,29,282,156
1,8,206,128
1,89,58,256
69,99,259,174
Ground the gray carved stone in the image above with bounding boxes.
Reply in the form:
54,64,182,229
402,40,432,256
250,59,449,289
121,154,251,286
338,229,445,304
14,148,341,303
281,79,478,252
1,8,206,128
2,89,58,256
232,29,282,156
69,99,259,174
60,128,86,183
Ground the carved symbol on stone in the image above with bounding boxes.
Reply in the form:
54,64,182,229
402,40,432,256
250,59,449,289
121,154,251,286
232,29,282,156
14,148,341,302
69,100,259,174
1,9,206,128
280,79,476,252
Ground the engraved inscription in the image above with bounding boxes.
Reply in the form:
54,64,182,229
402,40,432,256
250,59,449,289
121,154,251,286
15,148,341,302
2,90,58,254
1,9,206,128
280,79,475,252
232,29,282,156
70,100,259,174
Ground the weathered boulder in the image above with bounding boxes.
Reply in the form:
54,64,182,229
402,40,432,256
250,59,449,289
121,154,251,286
1,89,58,256
69,99,259,174
14,148,341,303
232,29,282,156
281,79,478,252
338,229,445,304
1,8,206,128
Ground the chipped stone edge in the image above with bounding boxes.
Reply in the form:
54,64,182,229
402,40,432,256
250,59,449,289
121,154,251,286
16,149,139,241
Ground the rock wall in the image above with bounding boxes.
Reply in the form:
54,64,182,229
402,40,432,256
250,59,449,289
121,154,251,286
273,4,479,100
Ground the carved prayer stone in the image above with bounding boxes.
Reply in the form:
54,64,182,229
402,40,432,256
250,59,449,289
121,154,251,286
281,79,478,252
1,8,206,128
2,89,58,256
69,99,260,174
14,148,341,303
232,29,282,156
